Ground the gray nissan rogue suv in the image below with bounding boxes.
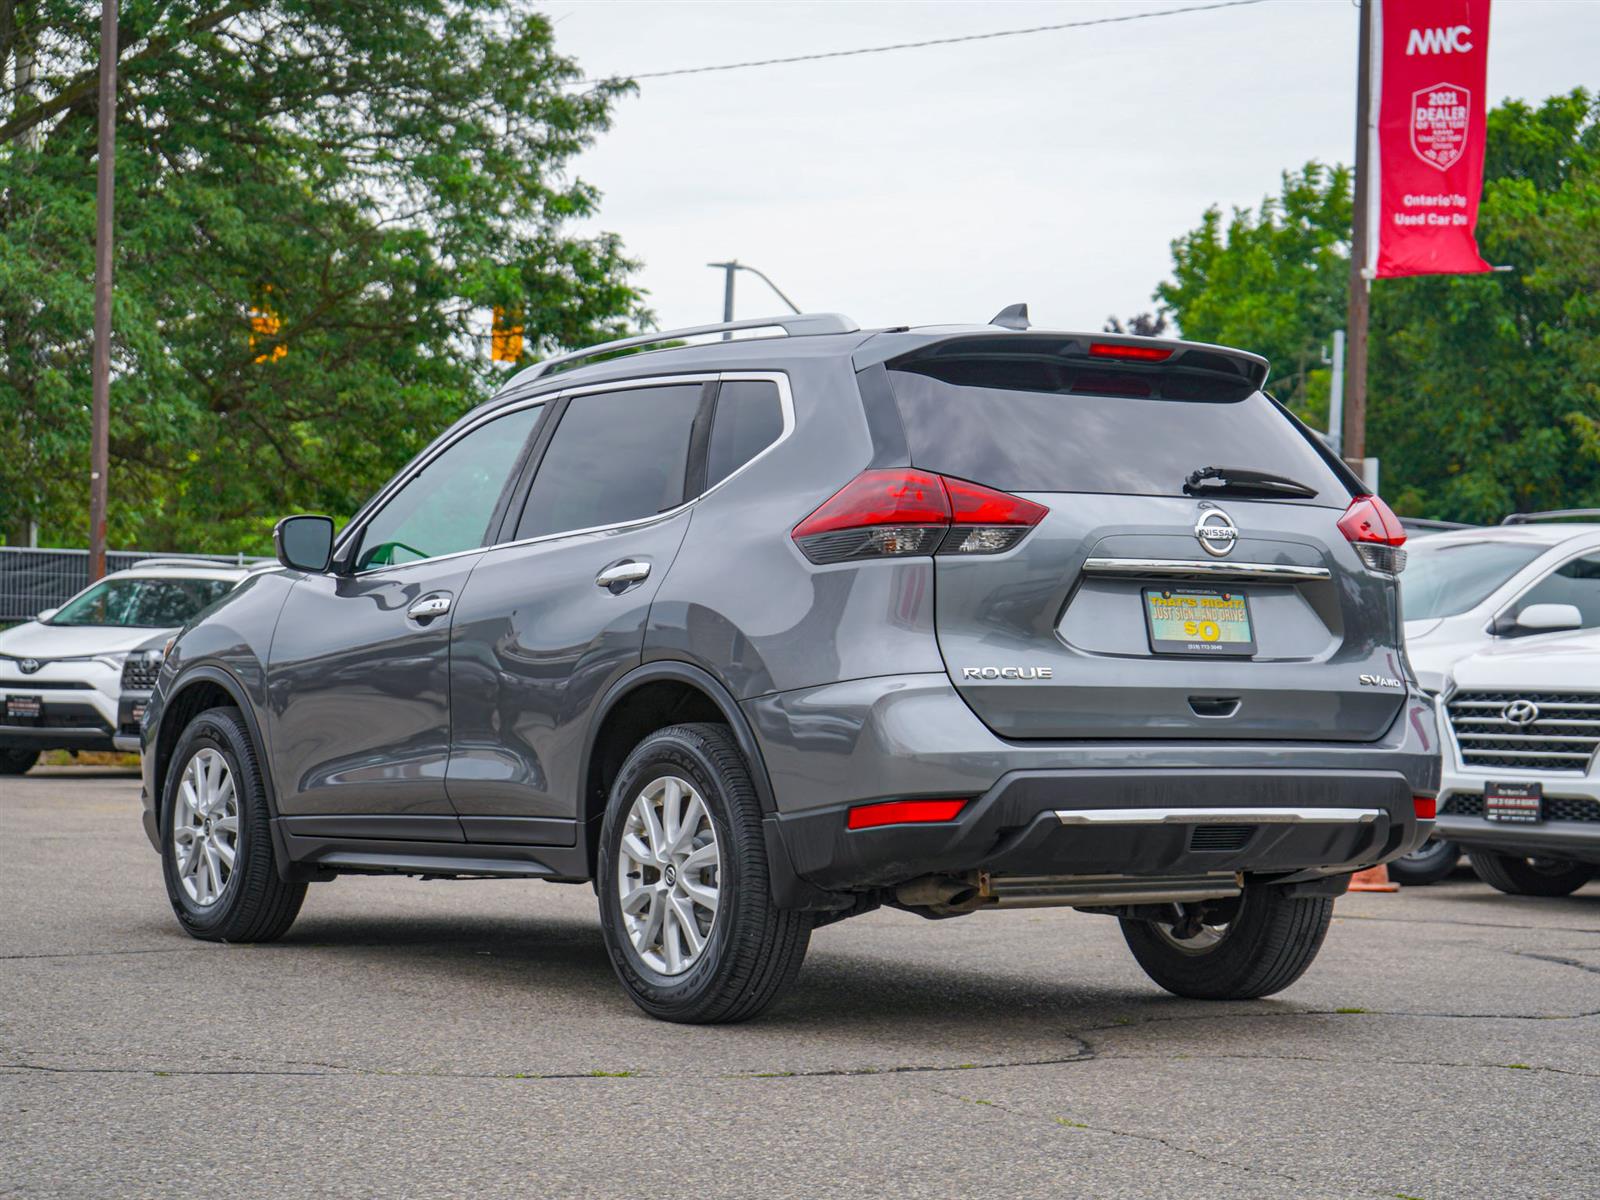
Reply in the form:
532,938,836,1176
139,310,1440,1023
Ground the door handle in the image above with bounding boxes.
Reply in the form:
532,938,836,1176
596,561,651,590
407,593,452,621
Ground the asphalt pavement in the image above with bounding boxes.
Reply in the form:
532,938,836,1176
3,767,1597,1200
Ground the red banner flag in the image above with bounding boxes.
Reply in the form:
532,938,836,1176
1369,0,1492,278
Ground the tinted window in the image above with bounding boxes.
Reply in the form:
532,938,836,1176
1400,540,1547,620
517,385,703,539
354,404,540,572
1515,553,1600,629
49,577,235,627
886,367,1346,502
706,380,784,489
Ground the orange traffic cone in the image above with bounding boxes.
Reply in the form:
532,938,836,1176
1348,864,1399,893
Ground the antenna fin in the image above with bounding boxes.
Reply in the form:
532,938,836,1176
990,303,1030,331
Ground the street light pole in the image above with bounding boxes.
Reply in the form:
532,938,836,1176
707,261,803,339
88,0,118,581
1342,0,1374,470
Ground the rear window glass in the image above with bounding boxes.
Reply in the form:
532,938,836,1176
885,365,1348,503
516,385,703,539
706,380,784,490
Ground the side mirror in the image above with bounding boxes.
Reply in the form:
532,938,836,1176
273,515,336,573
1514,603,1583,633
36,607,58,623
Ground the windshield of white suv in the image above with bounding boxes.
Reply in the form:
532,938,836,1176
48,577,235,627
1400,540,1547,620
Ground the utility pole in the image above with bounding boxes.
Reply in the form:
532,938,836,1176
1327,328,1345,456
1342,0,1374,469
89,0,118,581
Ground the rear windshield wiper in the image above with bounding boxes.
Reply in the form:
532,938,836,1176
1183,465,1318,499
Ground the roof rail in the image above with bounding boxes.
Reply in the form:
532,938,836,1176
510,313,860,385
126,556,255,571
1501,509,1600,525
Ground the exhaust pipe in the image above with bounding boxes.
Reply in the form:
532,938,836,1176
895,871,1241,914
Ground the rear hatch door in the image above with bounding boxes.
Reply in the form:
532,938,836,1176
880,334,1407,742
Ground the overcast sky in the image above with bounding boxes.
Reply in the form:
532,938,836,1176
553,0,1598,335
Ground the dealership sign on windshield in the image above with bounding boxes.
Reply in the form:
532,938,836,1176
1369,0,1492,278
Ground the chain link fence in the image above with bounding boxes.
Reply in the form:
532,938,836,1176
0,547,269,623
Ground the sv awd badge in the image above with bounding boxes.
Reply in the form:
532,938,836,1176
962,666,1053,680
1358,673,1403,689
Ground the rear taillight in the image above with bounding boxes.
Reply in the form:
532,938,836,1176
792,469,1048,565
1338,494,1408,574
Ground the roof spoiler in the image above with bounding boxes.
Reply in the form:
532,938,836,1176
855,330,1270,394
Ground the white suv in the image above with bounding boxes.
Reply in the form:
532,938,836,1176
1403,515,1600,694
1435,628,1600,896
0,560,253,773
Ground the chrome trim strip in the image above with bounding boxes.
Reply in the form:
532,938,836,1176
1081,557,1332,581
1054,807,1384,825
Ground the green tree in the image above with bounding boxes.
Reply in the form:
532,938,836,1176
1155,163,1352,420
1,0,644,552
1156,91,1600,523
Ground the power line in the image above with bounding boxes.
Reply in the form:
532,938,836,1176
579,0,1271,85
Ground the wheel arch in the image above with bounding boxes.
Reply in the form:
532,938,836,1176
580,661,777,876
153,665,279,836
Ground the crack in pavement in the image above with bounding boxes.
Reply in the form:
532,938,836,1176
927,1084,1318,1193
1512,950,1600,976
0,946,206,961
1336,912,1600,935
0,1061,640,1082
1097,1050,1599,1079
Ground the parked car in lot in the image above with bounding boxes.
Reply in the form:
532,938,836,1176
0,560,253,774
1437,628,1600,896
1389,514,1600,883
1402,515,1600,694
139,311,1439,1022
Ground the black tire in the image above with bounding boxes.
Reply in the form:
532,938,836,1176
1467,851,1595,897
1120,886,1333,1000
596,722,811,1024
1387,837,1461,886
0,748,40,775
160,706,306,941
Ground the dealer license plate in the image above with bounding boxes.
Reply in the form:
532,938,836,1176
1485,781,1542,824
5,694,42,722
1144,588,1256,656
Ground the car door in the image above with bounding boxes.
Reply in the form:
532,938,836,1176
266,400,545,823
445,378,710,845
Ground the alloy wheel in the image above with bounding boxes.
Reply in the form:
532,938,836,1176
616,775,722,975
172,747,239,907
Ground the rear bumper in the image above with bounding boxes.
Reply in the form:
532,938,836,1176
774,768,1425,890
746,673,1440,894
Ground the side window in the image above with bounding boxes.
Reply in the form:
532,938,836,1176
1515,553,1600,629
354,404,542,572
705,380,784,490
516,385,703,540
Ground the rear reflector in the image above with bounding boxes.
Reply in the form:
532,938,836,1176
793,469,1048,564
1338,495,1408,574
846,798,969,830
1414,796,1437,820
1088,341,1173,362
